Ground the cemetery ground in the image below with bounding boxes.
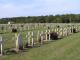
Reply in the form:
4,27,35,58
0,30,80,60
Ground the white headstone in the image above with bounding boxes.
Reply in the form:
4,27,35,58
16,33,23,50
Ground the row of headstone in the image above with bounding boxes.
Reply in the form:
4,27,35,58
0,24,80,55
0,23,79,33
15,26,78,51
15,31,46,50
53,25,77,38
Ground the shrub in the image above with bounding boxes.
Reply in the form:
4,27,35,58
50,32,58,40
73,28,77,33
71,28,76,33
12,28,17,33
21,25,23,27
25,42,29,48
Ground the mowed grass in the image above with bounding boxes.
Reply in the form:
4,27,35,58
0,32,80,60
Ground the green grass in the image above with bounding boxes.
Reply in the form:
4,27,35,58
0,32,80,60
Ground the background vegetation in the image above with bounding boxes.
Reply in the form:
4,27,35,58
0,14,80,23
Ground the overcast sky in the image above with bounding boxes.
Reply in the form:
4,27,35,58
0,0,80,18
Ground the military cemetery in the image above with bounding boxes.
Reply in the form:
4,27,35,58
0,23,80,57
0,0,80,60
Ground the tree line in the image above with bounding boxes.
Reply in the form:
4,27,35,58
0,14,80,24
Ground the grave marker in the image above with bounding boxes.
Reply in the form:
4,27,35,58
48,30,51,40
0,36,3,56
16,33,23,51
27,32,31,46
40,31,44,45
31,32,34,47
45,30,48,41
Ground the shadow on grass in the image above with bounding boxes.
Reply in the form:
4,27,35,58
3,37,63,56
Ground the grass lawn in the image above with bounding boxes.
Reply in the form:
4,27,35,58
0,32,80,60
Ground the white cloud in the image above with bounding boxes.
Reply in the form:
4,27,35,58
0,0,80,18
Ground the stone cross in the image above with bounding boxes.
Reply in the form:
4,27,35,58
40,31,44,45
45,30,48,41
31,32,34,47
27,32,31,46
48,30,51,40
37,31,39,42
0,36,3,56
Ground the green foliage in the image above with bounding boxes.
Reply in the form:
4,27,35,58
0,14,80,23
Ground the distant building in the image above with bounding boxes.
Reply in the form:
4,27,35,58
8,21,14,24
